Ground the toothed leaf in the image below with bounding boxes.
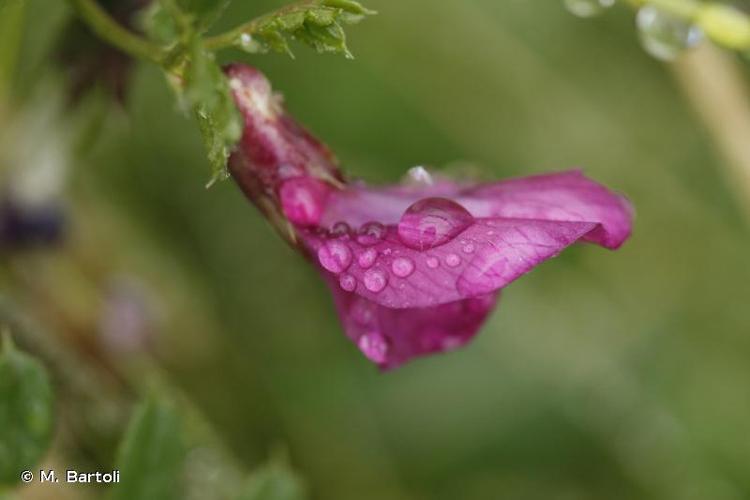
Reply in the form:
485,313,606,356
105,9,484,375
232,0,374,57
0,334,54,487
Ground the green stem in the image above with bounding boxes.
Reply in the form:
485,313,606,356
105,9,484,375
66,0,167,64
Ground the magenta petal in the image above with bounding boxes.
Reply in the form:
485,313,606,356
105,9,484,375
458,170,632,249
302,218,596,308
327,276,499,370
320,170,632,250
224,65,634,369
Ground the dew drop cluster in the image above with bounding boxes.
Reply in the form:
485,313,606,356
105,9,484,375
316,196,478,294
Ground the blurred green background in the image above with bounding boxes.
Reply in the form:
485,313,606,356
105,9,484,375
3,0,750,499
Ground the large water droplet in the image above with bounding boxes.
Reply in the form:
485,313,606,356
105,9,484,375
402,166,434,186
564,0,615,18
358,332,389,364
357,248,377,268
357,222,386,246
426,256,440,269
397,198,474,251
636,5,703,61
317,241,352,273
391,257,415,278
339,273,357,292
363,269,388,292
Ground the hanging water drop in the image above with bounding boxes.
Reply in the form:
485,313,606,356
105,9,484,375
397,198,474,251
357,222,386,246
358,332,389,364
445,253,461,267
238,32,263,53
564,0,615,18
339,273,357,292
363,269,388,292
391,257,415,278
636,5,703,61
357,248,377,269
330,221,351,237
317,240,352,273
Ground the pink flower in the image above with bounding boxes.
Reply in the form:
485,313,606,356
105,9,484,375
225,64,633,370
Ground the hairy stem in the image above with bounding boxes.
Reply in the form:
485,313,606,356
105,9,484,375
67,0,167,64
672,43,750,222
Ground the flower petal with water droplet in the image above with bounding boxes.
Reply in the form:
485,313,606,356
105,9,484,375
225,64,633,369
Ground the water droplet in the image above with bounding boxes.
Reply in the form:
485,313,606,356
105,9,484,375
402,166,434,186
462,243,475,254
564,0,615,18
363,269,388,292
330,221,351,237
397,198,474,251
391,257,415,278
339,273,357,292
358,332,389,364
636,5,703,61
317,241,352,273
426,256,440,269
239,32,263,52
357,222,386,246
357,248,377,268
445,253,461,267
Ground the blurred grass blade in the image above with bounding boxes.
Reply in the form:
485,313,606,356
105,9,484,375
0,0,25,99
110,397,185,500
237,456,308,500
0,332,54,487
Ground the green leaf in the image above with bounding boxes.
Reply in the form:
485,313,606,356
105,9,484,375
229,0,375,58
184,38,243,185
237,457,308,500
0,333,54,487
109,397,185,500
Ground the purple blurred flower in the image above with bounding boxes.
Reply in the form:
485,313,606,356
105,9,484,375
0,197,66,250
226,64,633,370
